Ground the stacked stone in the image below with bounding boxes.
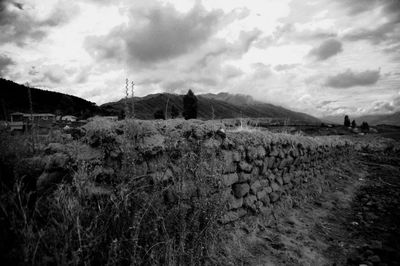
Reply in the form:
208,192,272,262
219,140,351,224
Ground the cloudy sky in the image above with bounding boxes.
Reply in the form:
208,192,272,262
1,0,399,117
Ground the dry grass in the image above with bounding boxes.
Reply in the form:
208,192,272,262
0,121,226,265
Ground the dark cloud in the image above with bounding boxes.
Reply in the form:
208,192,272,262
325,69,380,88
308,39,343,60
321,100,336,105
274,64,299,71
12,2,23,10
320,100,337,106
0,54,15,76
127,5,221,63
0,0,78,46
344,22,400,44
271,23,337,44
340,0,400,46
86,4,222,65
336,0,400,20
196,28,261,67
336,0,379,15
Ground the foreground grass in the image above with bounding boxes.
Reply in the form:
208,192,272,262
0,124,226,265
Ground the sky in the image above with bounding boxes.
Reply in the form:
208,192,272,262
0,0,399,118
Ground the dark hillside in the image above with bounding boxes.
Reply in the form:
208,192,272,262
0,78,99,120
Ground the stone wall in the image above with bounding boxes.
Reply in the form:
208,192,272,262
215,131,351,223
99,120,353,224
35,119,353,223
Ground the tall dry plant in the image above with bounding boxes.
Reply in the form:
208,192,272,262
26,82,35,153
130,81,135,119
165,96,170,120
124,78,130,119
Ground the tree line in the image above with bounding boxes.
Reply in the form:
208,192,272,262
344,115,369,132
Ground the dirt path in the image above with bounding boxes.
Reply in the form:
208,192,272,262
230,151,400,266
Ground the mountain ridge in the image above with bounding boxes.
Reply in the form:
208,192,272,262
101,92,321,123
0,78,321,124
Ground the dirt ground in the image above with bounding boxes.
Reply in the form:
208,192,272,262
224,146,400,266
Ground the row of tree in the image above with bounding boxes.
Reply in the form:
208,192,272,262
153,89,198,120
344,115,369,131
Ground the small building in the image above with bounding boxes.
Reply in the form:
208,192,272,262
61,115,77,122
103,116,118,121
10,112,55,131
88,116,119,122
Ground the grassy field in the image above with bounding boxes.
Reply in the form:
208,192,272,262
0,118,399,265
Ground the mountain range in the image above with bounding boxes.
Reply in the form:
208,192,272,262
100,92,321,124
323,112,400,126
2,78,398,126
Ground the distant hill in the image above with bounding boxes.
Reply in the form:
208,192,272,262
0,78,99,120
355,112,400,126
322,112,400,126
0,78,321,123
101,92,321,124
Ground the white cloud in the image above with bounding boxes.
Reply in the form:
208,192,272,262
0,0,399,117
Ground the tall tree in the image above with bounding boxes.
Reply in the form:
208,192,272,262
351,120,356,128
344,115,350,127
183,89,198,120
